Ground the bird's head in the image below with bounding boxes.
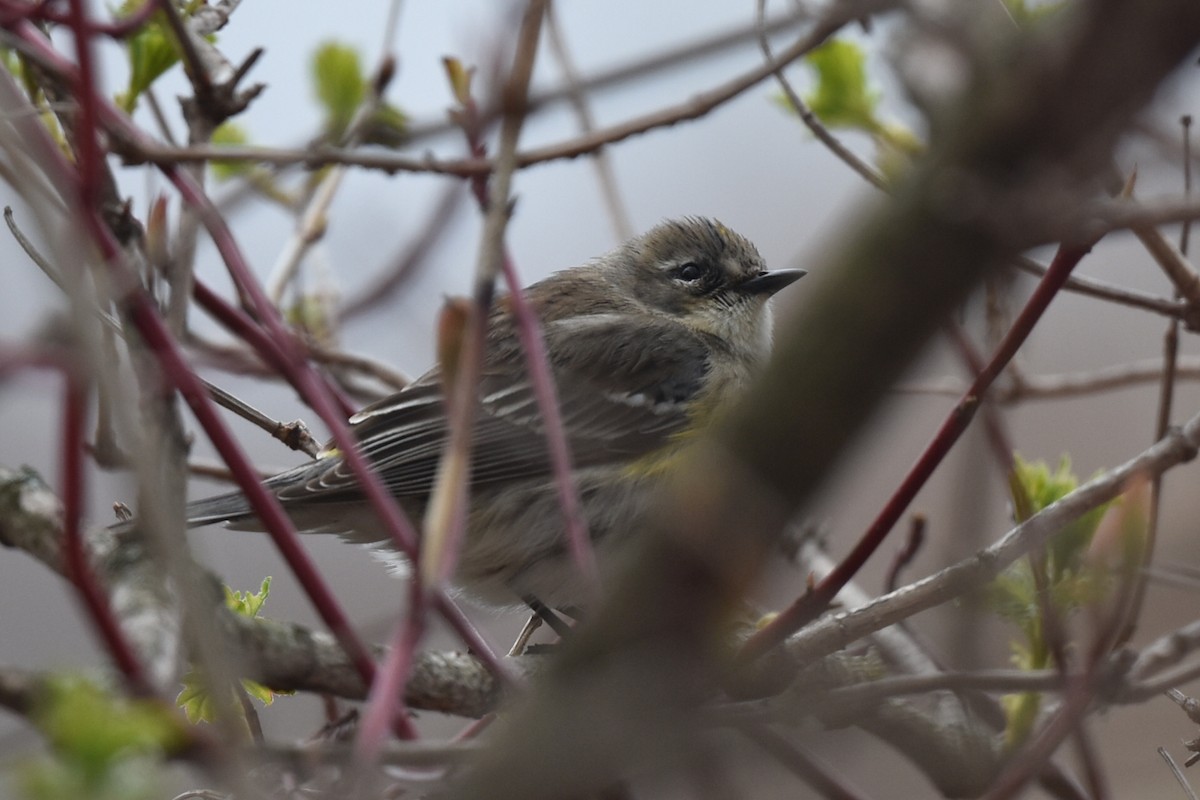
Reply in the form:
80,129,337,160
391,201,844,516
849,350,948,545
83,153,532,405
615,217,805,355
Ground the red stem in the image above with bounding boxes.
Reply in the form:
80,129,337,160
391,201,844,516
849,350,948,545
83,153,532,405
123,72,415,525
192,279,355,417
48,5,383,687
943,323,1019,475
0,0,161,36
0,349,151,691
196,278,515,686
11,17,420,563
52,0,152,692
12,13,511,686
0,0,43,24
355,583,426,754
740,240,1094,663
124,295,380,682
497,255,598,585
60,364,152,690
65,0,101,210
457,93,598,587
0,348,149,690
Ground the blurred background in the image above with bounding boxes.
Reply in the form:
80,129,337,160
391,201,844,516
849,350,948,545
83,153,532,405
2,1,1200,796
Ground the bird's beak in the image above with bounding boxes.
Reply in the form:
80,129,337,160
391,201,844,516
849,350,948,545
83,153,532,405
740,268,806,296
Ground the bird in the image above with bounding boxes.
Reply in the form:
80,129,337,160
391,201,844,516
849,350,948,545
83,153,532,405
177,217,804,609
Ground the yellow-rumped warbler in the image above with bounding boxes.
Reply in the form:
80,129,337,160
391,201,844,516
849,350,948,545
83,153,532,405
181,218,803,608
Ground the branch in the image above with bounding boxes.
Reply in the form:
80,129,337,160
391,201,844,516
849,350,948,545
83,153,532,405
744,240,1095,661
120,0,887,177
0,464,509,719
784,413,1200,669
442,3,1200,796
0,458,1162,792
755,0,886,191
0,465,181,688
900,355,1200,403
1011,254,1188,321
224,613,504,719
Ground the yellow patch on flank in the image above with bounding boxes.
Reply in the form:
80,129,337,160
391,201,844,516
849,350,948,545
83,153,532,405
620,444,690,479
620,423,706,479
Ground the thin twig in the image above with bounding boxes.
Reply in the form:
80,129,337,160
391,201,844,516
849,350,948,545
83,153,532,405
62,357,151,690
544,2,633,240
714,668,1075,728
355,579,426,758
1158,747,1199,800
307,343,409,390
432,1,583,586
155,0,257,336
1070,722,1111,800
6,205,67,288
157,0,223,107
143,88,178,146
1141,116,1192,646
1143,563,1200,592
979,676,1100,800
1127,659,1200,699
398,6,816,144
783,413,1200,671
338,182,464,322
184,327,409,392
943,320,1021,480
1131,223,1200,311
1128,620,1200,686
435,9,599,593
739,725,874,800
202,379,321,457
1166,688,1200,723
899,355,1200,402
1011,254,1187,321
184,6,821,216
5,0,160,38
12,10,393,705
263,27,399,304
121,0,884,177
187,458,276,482
884,514,924,594
1185,117,1196,256
363,0,546,758
755,0,886,190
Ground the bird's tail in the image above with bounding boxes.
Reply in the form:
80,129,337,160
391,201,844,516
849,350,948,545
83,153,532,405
109,461,371,536
180,490,257,528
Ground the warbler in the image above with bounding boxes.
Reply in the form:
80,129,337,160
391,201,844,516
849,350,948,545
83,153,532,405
181,217,803,609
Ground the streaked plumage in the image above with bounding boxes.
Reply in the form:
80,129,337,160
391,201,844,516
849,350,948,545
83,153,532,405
180,218,803,607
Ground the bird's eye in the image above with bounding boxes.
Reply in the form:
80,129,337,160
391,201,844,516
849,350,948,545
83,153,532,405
676,262,704,282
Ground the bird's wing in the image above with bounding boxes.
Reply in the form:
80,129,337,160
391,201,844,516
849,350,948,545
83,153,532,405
270,314,713,505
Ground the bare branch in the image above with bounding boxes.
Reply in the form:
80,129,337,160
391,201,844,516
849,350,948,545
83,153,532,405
899,355,1200,403
787,413,1200,670
121,0,887,178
